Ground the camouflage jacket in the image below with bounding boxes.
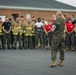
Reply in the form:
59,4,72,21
53,18,65,37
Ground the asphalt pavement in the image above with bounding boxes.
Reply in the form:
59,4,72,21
0,49,76,75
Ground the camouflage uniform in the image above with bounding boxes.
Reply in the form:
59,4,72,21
51,18,65,60
12,21,23,49
24,22,34,49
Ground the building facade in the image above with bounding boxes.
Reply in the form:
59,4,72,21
0,9,76,20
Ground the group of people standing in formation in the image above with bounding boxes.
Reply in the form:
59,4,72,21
0,11,76,67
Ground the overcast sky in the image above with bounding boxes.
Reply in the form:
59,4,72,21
56,0,76,7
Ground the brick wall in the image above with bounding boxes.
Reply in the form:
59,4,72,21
0,9,76,20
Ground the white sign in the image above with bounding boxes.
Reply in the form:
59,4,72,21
0,16,6,22
26,14,31,19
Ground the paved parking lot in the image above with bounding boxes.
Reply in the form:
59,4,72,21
0,49,76,75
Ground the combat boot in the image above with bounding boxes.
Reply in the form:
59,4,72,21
50,60,56,67
63,48,66,52
58,60,64,66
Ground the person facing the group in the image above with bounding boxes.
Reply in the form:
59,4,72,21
50,11,65,67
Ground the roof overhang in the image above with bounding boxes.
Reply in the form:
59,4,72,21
0,5,76,12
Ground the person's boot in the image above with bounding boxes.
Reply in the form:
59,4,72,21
39,46,43,49
63,48,67,52
45,46,48,50
58,60,64,66
50,60,56,67
74,49,76,53
71,46,75,51
13,46,17,50
0,45,2,50
8,45,12,49
35,46,38,49
29,46,33,49
66,46,70,51
19,47,22,49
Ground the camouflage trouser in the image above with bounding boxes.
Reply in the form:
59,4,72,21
3,31,11,49
51,35,65,60
13,33,22,49
35,31,43,47
65,32,75,48
24,36,33,48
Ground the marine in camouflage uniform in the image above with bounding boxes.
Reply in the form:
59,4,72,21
12,16,23,49
50,11,65,67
